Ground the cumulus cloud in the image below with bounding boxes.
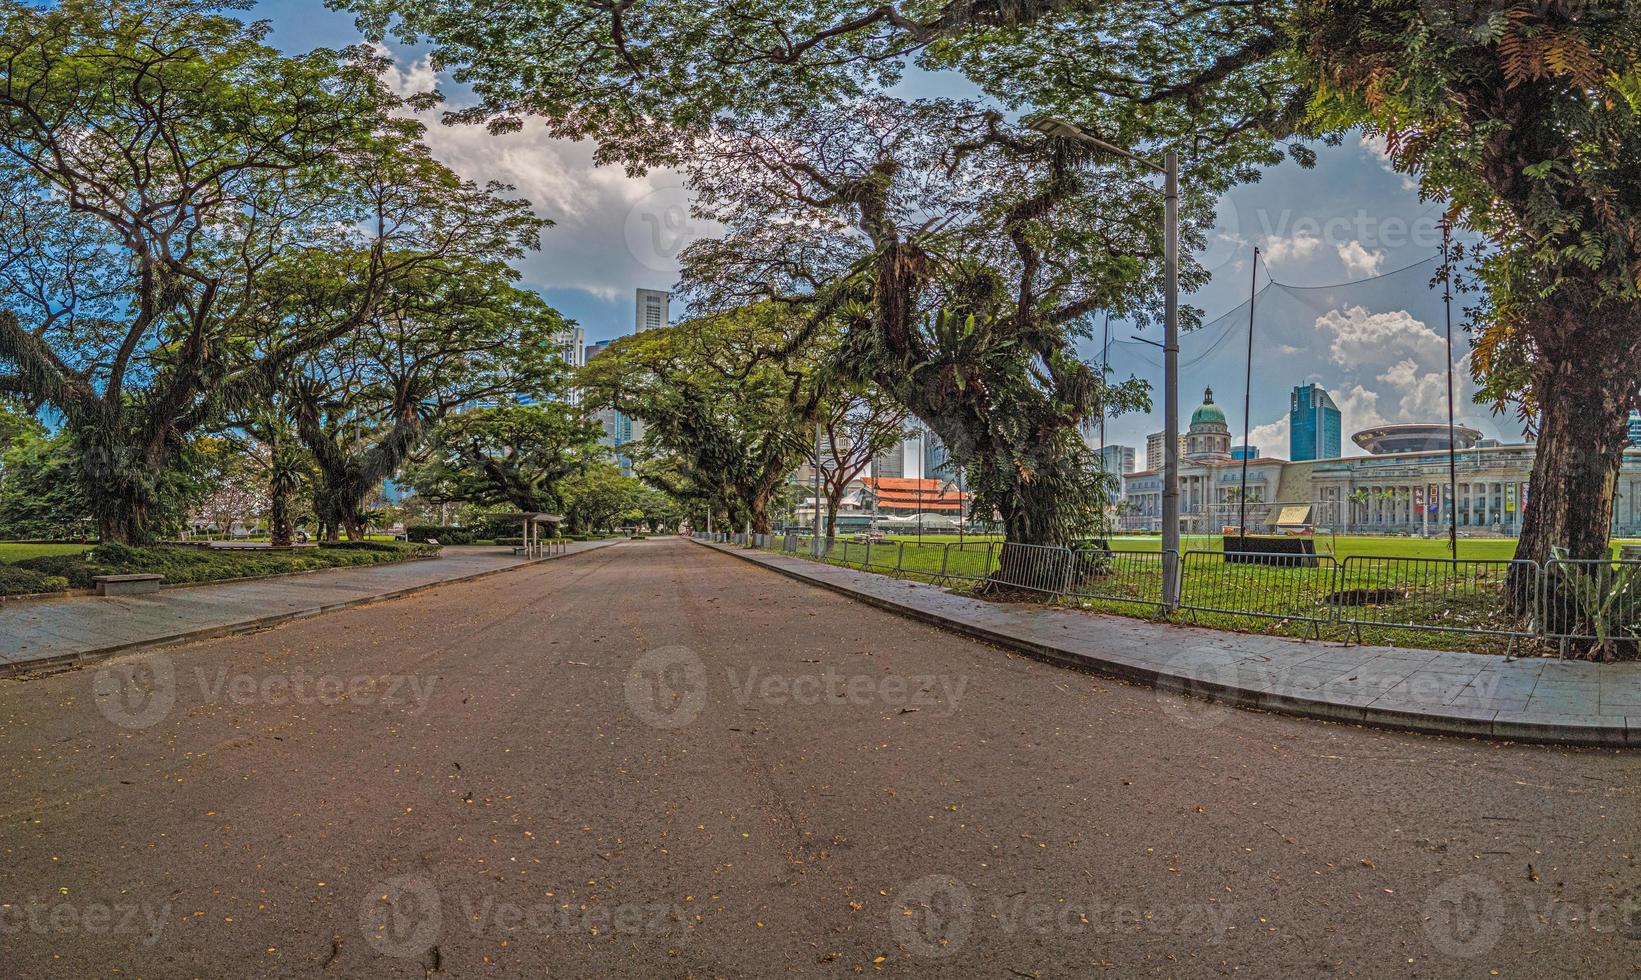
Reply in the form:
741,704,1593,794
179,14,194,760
1261,228,1322,266
1336,240,1386,278
1314,306,1445,369
1247,415,1290,456
1333,384,1388,452
373,48,719,307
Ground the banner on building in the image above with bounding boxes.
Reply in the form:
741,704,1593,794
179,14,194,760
1505,482,1516,513
1428,483,1442,516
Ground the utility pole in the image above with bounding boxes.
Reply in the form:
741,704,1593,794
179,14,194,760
1442,219,1459,561
1161,150,1181,609
813,422,823,556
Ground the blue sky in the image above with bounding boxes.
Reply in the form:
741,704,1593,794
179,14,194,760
257,1,1504,458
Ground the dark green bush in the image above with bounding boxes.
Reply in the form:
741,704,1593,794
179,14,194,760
405,524,477,544
9,541,436,588
0,564,68,596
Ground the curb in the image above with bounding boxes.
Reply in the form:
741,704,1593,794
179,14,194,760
696,541,1633,748
0,540,625,680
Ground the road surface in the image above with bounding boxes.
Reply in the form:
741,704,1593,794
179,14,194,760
0,538,1635,977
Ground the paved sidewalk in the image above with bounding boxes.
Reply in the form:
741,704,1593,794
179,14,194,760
701,541,1641,746
0,540,623,675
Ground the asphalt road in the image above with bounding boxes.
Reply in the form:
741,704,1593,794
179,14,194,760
0,537,1636,978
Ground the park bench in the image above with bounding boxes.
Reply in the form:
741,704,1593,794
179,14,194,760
93,573,163,596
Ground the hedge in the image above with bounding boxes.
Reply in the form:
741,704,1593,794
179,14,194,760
0,564,69,597
9,541,439,589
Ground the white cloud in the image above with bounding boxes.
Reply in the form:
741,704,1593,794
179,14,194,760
1261,228,1322,266
1336,240,1386,278
370,48,720,306
1334,384,1388,454
378,48,438,98
1314,306,1445,370
1360,133,1419,192
1247,415,1290,456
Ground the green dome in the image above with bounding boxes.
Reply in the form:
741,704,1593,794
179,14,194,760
1190,387,1227,427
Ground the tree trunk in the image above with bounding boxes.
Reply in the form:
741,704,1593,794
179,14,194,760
1515,354,1630,566
748,488,775,536
825,486,844,543
77,423,166,546
1511,348,1635,629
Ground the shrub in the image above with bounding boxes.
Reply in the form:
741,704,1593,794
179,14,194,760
0,564,68,596
405,524,477,545
8,541,437,588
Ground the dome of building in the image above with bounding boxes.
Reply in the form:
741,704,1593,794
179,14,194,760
1185,387,1232,462
1190,387,1227,428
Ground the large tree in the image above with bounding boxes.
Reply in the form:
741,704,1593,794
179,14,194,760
336,0,1299,549
290,266,566,541
407,399,604,514
578,305,825,536
1295,2,1641,571
677,100,1173,544
0,0,411,542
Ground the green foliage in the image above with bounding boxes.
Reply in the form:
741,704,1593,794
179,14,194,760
408,399,603,514
0,564,67,596
578,304,825,534
10,540,437,589
559,463,647,534
405,524,478,544
0,429,90,540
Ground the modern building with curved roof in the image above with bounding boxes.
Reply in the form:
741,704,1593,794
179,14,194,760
1352,423,1484,455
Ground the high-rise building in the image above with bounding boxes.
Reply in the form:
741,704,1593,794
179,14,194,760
1290,383,1342,461
636,288,670,332
1628,410,1641,447
1231,445,1260,461
554,325,586,368
1095,444,1136,476
1143,432,1184,471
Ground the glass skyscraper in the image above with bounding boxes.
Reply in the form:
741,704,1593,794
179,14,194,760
1289,384,1342,461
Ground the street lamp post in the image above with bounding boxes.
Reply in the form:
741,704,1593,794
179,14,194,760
1025,116,1180,609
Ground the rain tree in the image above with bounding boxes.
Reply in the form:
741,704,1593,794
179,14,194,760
576,304,825,536
0,0,401,542
407,399,604,515
289,265,567,541
677,100,1169,545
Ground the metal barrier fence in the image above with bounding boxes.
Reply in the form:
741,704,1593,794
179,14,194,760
1541,558,1641,648
1063,548,1168,610
701,534,1641,650
1335,556,1539,644
1178,551,1339,636
989,542,1075,596
937,542,997,586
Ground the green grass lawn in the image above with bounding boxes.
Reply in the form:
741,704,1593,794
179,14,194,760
764,533,1561,655
0,542,93,563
